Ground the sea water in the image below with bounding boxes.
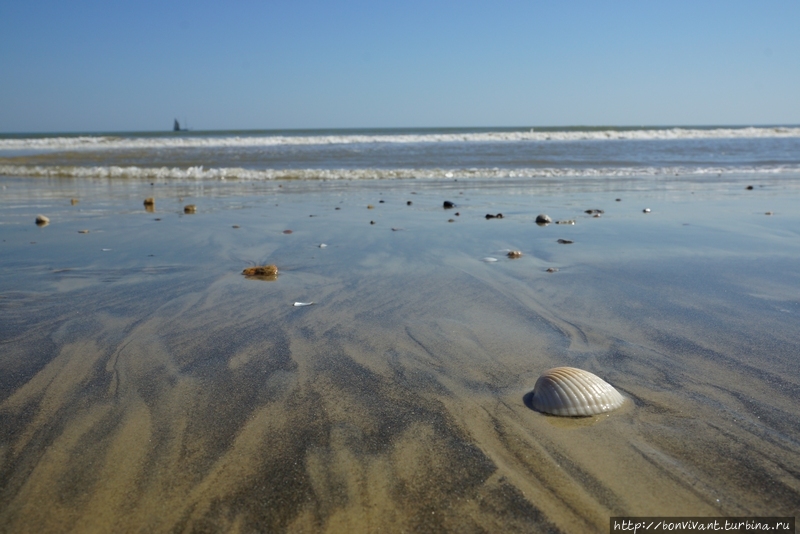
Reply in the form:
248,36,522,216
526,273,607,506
2,126,800,181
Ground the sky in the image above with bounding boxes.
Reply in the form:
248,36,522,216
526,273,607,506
1,1,799,133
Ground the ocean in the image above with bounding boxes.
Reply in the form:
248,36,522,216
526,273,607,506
2,125,800,181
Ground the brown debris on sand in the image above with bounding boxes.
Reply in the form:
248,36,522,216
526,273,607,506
184,205,197,214
242,265,278,277
507,250,523,259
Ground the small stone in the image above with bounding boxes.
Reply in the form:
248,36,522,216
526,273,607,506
536,214,552,224
232,225,240,228
78,230,89,234
70,198,79,205
615,198,621,202
283,229,293,234
546,267,559,273
318,243,327,248
765,211,773,216
35,214,50,226
448,219,455,223
643,208,651,213
379,200,385,203
144,197,155,206
555,220,575,225
455,212,460,216
370,221,375,225
485,214,495,219
507,250,523,259
557,239,573,244
184,204,196,214
746,185,754,190
407,201,412,205
443,201,456,209
584,209,604,215
367,205,374,209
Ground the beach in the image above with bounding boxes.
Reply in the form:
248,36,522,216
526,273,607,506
1,128,800,532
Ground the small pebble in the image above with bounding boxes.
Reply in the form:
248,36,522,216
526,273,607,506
35,214,50,226
370,221,375,225
546,267,559,273
232,225,240,228
615,198,621,202
535,214,552,224
765,211,773,216
407,201,412,205
557,239,573,244
643,208,651,213
78,230,89,234
555,220,575,225
448,219,455,223
746,185,754,190
283,229,293,234
584,209,604,215
507,250,523,259
443,201,456,209
318,243,327,248
183,204,196,214
482,257,498,262
379,200,385,203
143,197,155,206
367,205,374,209
70,198,79,205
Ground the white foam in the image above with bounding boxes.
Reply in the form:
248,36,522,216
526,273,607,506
2,164,798,181
2,127,800,152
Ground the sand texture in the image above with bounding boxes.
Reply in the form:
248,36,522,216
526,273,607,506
1,176,799,533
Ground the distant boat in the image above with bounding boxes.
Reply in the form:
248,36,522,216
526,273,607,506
173,119,182,131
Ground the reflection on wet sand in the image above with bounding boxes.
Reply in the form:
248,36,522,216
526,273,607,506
1,180,800,533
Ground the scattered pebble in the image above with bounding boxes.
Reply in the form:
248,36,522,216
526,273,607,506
102,248,112,252
232,225,240,228
585,209,604,215
643,208,651,213
448,219,455,222
407,201,412,205
555,220,575,225
765,211,773,216
391,227,404,231
485,213,504,219
293,302,314,307
367,205,374,209
35,214,50,226
143,197,155,207
78,230,89,234
335,207,341,210
536,214,552,224
318,243,327,248
283,229,293,234
443,201,456,209
557,239,573,244
183,204,196,214
455,212,460,216
593,213,601,218
370,221,375,225
746,185,754,190
546,267,559,273
379,200,385,203
615,198,621,202
482,257,499,262
242,265,278,277
507,250,523,259
70,198,79,205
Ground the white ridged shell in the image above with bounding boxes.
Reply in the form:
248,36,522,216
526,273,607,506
532,367,625,416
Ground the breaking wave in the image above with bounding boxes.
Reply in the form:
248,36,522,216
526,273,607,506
2,127,800,152
2,164,798,181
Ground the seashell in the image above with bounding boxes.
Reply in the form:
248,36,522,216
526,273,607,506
532,367,624,416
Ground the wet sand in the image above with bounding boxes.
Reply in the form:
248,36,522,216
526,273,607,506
1,175,799,533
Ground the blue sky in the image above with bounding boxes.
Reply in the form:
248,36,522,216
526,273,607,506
1,1,798,132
